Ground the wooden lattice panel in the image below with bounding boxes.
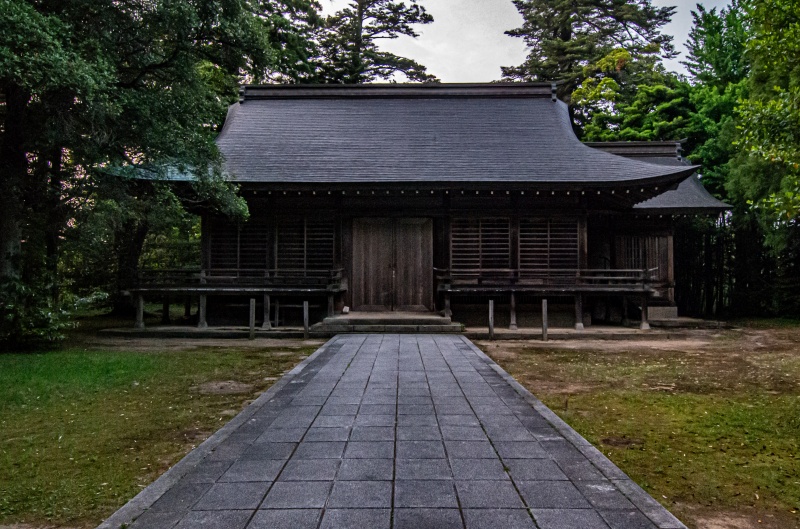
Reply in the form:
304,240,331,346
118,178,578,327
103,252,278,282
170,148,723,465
451,217,511,271
276,217,335,271
519,218,579,273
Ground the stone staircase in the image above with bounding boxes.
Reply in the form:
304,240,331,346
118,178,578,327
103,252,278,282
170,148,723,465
310,312,464,334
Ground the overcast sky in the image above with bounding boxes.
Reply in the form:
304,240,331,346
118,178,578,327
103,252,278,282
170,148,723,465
319,0,733,82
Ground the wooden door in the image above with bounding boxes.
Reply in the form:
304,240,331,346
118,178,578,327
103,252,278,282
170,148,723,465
352,218,433,311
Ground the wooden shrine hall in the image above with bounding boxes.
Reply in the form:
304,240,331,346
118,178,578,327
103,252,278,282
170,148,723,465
132,83,728,331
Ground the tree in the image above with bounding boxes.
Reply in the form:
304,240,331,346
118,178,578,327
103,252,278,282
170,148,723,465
683,0,750,89
313,0,437,83
0,0,316,344
502,0,676,101
730,0,800,220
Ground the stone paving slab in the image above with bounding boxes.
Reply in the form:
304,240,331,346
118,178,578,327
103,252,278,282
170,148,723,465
98,334,687,529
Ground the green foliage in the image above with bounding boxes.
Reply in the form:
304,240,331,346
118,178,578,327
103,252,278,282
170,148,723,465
313,0,437,83
734,0,800,221
0,278,71,348
502,0,675,100
0,0,318,343
683,0,750,88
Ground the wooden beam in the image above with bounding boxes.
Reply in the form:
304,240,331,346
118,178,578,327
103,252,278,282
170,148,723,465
542,298,548,342
303,300,310,339
640,295,650,330
135,294,145,329
509,292,518,330
249,298,256,340
262,294,271,330
489,299,495,340
574,294,584,331
198,295,208,329
161,297,170,324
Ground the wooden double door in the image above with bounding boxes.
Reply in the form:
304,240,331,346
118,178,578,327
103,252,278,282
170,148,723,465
352,218,433,311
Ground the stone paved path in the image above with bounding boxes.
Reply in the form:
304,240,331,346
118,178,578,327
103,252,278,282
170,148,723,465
101,334,686,529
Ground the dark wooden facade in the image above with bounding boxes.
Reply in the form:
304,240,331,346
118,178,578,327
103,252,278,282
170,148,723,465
132,83,727,329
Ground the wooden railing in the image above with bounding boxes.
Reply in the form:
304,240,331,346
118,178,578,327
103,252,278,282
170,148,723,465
435,267,660,291
135,268,344,290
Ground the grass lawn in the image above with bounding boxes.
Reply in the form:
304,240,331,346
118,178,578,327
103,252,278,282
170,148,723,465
479,322,800,529
0,319,321,528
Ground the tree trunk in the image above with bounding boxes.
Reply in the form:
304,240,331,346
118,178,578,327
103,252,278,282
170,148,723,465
0,83,29,282
110,220,150,315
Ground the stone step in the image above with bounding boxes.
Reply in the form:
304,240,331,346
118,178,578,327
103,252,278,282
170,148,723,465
321,314,452,326
310,323,464,334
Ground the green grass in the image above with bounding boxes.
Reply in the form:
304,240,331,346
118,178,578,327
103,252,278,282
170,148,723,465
0,343,316,528
480,324,800,528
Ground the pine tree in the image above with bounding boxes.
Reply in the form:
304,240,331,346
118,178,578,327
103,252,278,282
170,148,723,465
502,0,675,100
313,0,437,83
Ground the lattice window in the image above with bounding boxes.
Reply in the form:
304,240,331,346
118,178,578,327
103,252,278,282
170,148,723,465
276,217,335,272
519,218,579,273
451,217,511,271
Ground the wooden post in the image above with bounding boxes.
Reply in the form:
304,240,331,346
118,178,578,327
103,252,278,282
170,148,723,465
574,294,584,331
161,297,170,324
303,300,309,339
640,295,650,330
327,294,334,317
134,294,145,329
541,298,548,342
444,292,452,318
262,294,271,330
198,294,208,329
274,299,280,328
622,296,630,326
249,298,256,340
488,299,495,340
509,292,518,330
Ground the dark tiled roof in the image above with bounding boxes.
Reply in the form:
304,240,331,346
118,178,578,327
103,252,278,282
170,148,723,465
587,142,729,212
215,84,697,186
634,173,729,212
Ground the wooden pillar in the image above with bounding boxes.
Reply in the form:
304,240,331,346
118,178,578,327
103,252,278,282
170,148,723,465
134,294,145,329
622,296,630,326
274,299,280,328
262,294,271,330
488,299,495,340
509,292,518,330
444,292,452,318
574,294,584,331
198,294,208,329
640,295,650,330
161,297,170,324
303,300,310,339
327,294,334,318
541,298,548,342
249,298,256,340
